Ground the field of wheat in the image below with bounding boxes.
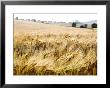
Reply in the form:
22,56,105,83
14,20,97,75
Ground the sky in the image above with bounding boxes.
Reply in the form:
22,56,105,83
14,13,97,23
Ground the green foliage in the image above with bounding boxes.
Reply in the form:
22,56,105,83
92,23,97,28
72,22,76,27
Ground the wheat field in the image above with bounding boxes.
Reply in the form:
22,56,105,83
14,20,97,75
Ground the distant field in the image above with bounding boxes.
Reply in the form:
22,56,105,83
14,20,97,75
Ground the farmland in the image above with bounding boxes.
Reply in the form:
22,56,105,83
14,20,97,75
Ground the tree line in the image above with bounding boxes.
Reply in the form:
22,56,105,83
72,22,97,28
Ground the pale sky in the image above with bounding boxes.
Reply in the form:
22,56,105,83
14,13,97,22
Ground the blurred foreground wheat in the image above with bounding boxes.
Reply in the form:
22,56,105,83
14,31,97,75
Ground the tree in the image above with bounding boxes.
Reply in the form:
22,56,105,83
72,22,76,27
31,19,36,22
92,23,97,28
84,24,87,28
80,25,84,28
15,17,18,20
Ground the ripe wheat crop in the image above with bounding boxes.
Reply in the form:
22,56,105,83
14,20,97,75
